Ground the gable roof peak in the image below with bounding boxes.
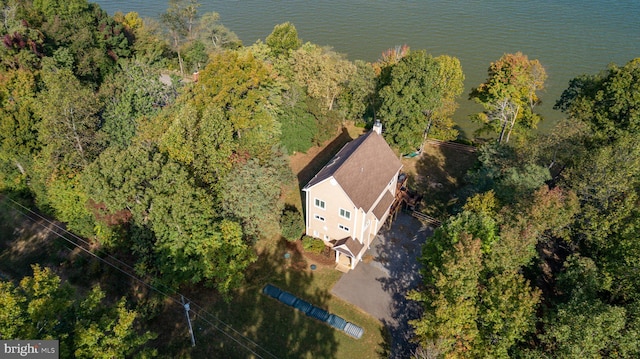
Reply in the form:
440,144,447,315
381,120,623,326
305,129,402,212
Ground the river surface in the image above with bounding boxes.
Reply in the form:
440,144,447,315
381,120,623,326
95,0,639,137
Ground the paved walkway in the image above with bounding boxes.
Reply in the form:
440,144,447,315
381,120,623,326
331,212,433,358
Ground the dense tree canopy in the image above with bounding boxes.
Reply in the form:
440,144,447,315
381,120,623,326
188,50,281,158
411,57,640,358
84,144,256,293
0,265,155,358
7,1,640,357
470,52,546,143
266,22,302,57
291,43,356,112
377,50,464,153
555,58,640,145
378,50,442,153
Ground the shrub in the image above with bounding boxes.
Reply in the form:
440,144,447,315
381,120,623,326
279,101,317,154
280,206,304,242
302,235,325,254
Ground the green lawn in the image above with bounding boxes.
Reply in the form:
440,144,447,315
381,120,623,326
188,238,384,359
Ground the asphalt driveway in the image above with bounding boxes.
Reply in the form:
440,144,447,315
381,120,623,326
331,212,433,358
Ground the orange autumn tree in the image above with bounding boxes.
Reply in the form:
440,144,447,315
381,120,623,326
470,52,547,143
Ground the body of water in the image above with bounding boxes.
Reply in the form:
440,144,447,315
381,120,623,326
96,0,639,137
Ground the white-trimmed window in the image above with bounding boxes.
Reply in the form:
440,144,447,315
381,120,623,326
314,214,325,222
339,208,351,220
314,198,326,210
338,224,350,232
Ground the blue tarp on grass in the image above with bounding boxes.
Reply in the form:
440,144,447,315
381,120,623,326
292,298,313,314
262,284,363,339
344,322,364,339
306,306,330,322
326,314,347,330
277,291,297,306
262,284,282,299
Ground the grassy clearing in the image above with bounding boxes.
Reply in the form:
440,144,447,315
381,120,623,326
187,238,384,359
1,197,384,359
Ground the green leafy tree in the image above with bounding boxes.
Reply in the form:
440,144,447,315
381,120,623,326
43,172,96,238
470,52,546,143
189,50,281,158
84,144,256,294
196,12,242,52
161,0,200,76
556,58,640,144
182,39,207,72
280,206,304,242
120,13,171,65
0,1,45,70
0,265,73,342
476,271,540,358
338,59,376,122
36,66,102,170
464,142,551,204
100,59,177,148
536,256,640,358
430,55,465,140
266,22,302,57
564,134,640,301
412,191,556,357
35,0,132,83
552,59,640,305
378,50,462,153
277,88,318,153
221,158,285,240
73,287,156,359
291,43,356,112
160,104,236,187
0,68,39,189
517,117,590,174
0,265,155,358
409,233,482,358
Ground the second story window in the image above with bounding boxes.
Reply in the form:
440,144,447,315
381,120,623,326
314,198,326,210
338,224,350,232
314,214,325,222
339,208,351,220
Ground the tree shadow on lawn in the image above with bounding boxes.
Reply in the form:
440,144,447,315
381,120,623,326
296,127,354,190
374,214,433,359
191,238,340,359
414,145,478,216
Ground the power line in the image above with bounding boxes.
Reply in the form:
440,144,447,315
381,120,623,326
3,197,279,359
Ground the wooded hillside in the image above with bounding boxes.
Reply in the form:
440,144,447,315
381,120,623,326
1,1,639,357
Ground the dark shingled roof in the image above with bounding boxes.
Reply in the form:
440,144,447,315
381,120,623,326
372,190,394,220
304,131,402,212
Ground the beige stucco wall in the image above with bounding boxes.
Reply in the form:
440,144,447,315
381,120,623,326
305,178,360,243
304,168,401,252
